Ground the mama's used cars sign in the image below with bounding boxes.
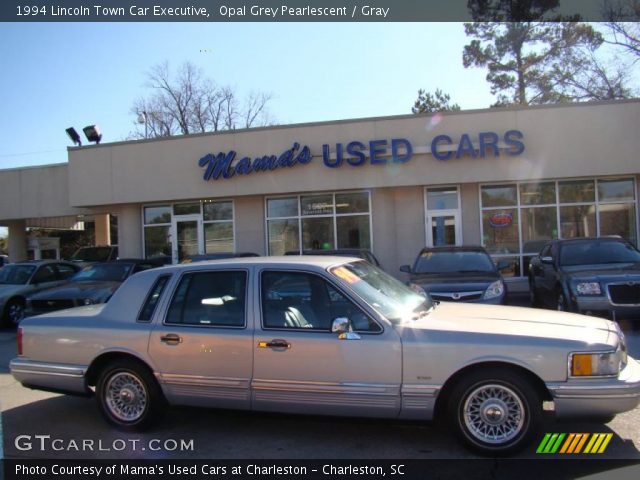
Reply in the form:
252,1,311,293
198,130,525,181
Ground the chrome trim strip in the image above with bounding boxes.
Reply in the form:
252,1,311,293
430,291,483,300
159,374,249,389
10,360,86,378
401,384,441,397
252,379,399,395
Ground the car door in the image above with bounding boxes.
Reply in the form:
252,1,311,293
252,269,402,418
537,244,560,306
28,264,67,294
148,268,253,410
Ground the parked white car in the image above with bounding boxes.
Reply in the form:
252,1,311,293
10,257,640,455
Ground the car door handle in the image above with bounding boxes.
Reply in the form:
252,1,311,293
258,339,291,349
160,334,182,345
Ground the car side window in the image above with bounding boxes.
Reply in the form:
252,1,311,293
55,264,78,280
166,270,247,327
138,275,171,322
31,265,57,283
261,271,381,332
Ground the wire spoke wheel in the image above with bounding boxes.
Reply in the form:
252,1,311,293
463,384,525,445
104,371,148,423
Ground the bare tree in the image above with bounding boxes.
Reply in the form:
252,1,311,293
603,1,640,62
131,61,274,138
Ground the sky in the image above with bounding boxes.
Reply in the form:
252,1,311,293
0,22,495,170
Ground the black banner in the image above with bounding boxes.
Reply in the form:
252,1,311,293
3,459,640,480
0,0,624,23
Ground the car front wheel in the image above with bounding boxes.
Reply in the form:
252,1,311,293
96,359,164,430
448,368,542,456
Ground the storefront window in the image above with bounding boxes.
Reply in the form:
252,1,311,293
267,197,298,218
336,192,369,214
301,195,334,216
144,206,171,224
204,201,233,221
599,203,637,244
598,179,635,202
302,217,334,250
204,223,233,253
266,191,372,255
427,187,458,210
144,225,171,258
173,202,201,216
519,182,556,205
337,216,371,249
482,208,520,254
268,219,299,255
559,180,595,203
480,177,638,277
560,205,596,238
481,184,517,207
521,207,558,245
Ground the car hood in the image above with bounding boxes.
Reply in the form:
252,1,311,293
561,262,640,279
404,302,615,345
409,272,500,289
28,281,121,301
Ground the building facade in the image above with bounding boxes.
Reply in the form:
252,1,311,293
1,100,638,290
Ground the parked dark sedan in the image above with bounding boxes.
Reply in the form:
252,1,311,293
25,259,161,317
400,246,507,304
529,237,640,319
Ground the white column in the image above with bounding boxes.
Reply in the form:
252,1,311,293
7,220,27,262
115,205,142,258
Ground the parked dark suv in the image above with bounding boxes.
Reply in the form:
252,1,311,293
528,236,640,319
400,246,507,304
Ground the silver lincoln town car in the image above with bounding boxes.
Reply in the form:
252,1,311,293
10,257,640,455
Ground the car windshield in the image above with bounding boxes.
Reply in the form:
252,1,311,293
330,261,430,321
70,247,114,262
559,240,640,266
413,251,495,274
0,265,36,285
72,263,133,282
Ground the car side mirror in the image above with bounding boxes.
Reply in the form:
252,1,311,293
496,261,510,271
540,256,554,265
399,265,412,274
331,317,361,340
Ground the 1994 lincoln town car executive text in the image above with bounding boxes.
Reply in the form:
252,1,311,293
10,257,640,455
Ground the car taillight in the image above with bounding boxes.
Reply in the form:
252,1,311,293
17,327,23,355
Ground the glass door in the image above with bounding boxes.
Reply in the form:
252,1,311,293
172,215,203,263
427,212,461,247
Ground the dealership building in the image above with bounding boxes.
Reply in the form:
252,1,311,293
1,100,638,290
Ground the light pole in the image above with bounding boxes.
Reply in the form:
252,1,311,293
137,111,148,139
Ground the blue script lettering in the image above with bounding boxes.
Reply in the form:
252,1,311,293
199,143,312,181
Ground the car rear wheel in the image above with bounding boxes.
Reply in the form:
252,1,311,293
448,368,542,456
96,359,164,430
2,298,25,328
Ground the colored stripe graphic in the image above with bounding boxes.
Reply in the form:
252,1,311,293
537,433,613,454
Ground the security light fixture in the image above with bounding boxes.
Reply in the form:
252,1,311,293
83,125,102,144
65,127,82,146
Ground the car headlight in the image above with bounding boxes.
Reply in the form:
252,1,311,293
570,350,622,377
483,280,505,300
409,283,427,298
575,282,602,296
82,298,94,306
